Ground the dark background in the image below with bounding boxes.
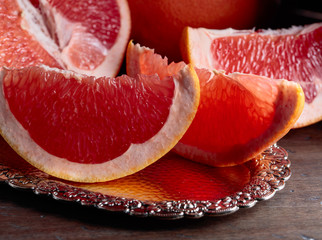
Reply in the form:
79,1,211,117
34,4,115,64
272,0,322,27
0,1,321,240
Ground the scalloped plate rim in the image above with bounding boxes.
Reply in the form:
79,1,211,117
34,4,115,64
0,144,291,220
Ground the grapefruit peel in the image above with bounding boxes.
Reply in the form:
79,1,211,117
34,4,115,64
0,65,200,182
126,41,305,167
4,0,131,77
175,71,305,167
181,23,322,128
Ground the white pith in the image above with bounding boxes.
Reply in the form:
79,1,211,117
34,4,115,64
17,0,64,67
0,65,199,183
295,80,322,128
128,41,305,167
187,23,322,71
16,0,131,77
186,23,322,128
174,75,304,166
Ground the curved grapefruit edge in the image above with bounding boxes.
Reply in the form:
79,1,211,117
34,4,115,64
182,23,322,70
62,0,132,77
126,40,186,79
0,65,200,183
126,41,305,166
174,72,305,167
294,84,322,128
17,0,131,78
181,24,322,128
126,40,146,77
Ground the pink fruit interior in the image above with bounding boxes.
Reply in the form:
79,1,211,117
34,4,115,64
210,26,322,103
45,0,121,50
3,67,175,164
0,0,61,68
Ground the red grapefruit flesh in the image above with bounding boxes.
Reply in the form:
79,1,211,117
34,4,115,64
0,0,61,68
0,65,200,182
0,0,131,77
127,42,305,167
182,23,322,128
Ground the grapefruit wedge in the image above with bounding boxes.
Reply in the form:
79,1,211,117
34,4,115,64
127,42,305,167
0,0,130,77
0,65,200,182
181,23,322,128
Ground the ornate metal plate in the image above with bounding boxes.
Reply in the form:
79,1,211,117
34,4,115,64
0,142,291,220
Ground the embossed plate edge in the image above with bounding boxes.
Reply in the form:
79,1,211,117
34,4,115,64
0,144,291,220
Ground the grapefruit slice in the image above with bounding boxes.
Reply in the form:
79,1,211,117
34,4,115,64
127,42,305,167
0,0,130,77
181,23,322,128
0,65,200,182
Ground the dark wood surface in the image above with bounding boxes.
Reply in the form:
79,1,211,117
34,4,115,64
1,2,321,239
0,122,321,240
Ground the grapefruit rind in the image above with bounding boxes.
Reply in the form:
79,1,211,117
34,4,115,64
126,40,186,79
13,0,131,77
181,24,322,128
294,83,322,128
126,42,305,167
182,23,322,70
174,72,305,167
0,65,200,183
16,0,64,67
57,0,131,77
0,0,62,69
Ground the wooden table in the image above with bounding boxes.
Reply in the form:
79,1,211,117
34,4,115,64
0,122,321,240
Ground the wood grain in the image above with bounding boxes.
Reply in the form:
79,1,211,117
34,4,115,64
0,122,321,240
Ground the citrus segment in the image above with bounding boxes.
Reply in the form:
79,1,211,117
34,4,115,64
126,42,305,167
181,23,322,128
0,0,62,69
0,65,200,182
0,0,131,77
38,0,131,76
175,70,304,166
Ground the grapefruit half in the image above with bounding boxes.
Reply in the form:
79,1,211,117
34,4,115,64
0,65,200,182
127,42,305,167
0,0,130,77
181,23,322,128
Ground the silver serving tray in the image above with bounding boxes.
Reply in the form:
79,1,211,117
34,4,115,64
0,144,291,220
